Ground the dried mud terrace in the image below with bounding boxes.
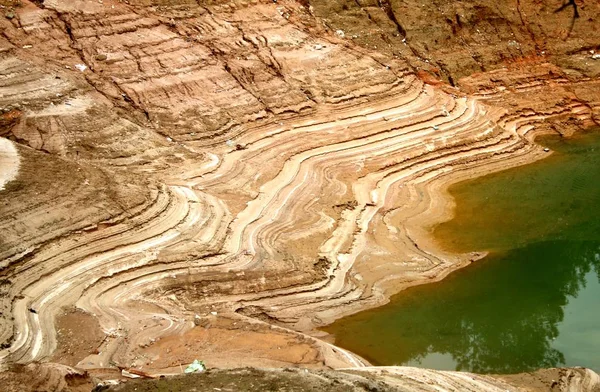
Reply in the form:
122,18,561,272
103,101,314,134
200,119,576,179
0,0,600,390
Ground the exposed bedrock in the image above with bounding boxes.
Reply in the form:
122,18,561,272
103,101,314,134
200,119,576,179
0,0,599,390
309,0,600,84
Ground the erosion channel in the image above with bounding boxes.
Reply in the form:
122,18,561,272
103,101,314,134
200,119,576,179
326,129,600,374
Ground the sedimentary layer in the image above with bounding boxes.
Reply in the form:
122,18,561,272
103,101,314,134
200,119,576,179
0,0,599,390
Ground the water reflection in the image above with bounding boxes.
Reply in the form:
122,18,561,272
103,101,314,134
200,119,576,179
328,240,600,373
326,130,600,373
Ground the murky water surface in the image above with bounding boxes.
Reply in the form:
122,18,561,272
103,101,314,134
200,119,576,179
325,130,600,373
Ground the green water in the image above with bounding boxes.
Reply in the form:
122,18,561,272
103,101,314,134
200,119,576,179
325,130,600,374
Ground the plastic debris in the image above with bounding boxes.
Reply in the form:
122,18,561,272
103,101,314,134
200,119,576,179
121,370,141,379
95,380,120,387
184,359,206,374
126,369,156,379
75,64,87,72
23,45,32,49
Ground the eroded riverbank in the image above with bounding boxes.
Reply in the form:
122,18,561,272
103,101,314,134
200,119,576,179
326,129,600,374
2,0,600,389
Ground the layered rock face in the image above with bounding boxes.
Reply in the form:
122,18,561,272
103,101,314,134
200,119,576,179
310,0,600,84
0,0,599,390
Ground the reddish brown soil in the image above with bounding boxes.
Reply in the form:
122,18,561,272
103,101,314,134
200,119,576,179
52,308,106,368
133,317,323,372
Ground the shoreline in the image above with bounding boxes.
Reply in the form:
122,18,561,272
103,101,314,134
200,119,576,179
1,73,597,378
310,114,600,372
321,124,600,373
0,1,599,389
310,120,586,332
2,80,596,374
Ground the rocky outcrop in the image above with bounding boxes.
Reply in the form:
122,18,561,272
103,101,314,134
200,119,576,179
107,367,600,392
4,364,598,392
309,0,600,84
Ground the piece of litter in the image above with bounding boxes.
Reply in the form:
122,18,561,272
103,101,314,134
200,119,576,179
121,369,141,379
184,359,205,374
23,45,32,49
544,148,550,152
125,369,156,379
75,64,87,72
96,380,120,387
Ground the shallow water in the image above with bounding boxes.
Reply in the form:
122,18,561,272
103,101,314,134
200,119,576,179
325,130,600,374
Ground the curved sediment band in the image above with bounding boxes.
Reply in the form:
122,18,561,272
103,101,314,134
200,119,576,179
0,138,20,192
